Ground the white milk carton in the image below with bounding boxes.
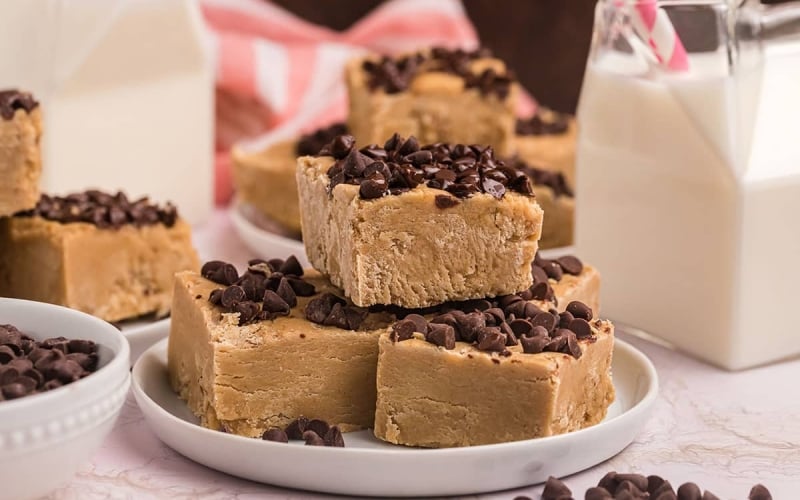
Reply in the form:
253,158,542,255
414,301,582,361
0,0,214,224
575,0,800,369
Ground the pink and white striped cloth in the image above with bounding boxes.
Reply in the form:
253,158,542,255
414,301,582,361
202,0,536,203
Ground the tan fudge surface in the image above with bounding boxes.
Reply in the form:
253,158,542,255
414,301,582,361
514,117,577,188
0,217,199,322
0,108,42,216
297,155,543,308
167,271,395,438
347,57,517,156
549,264,600,315
533,184,574,250
231,139,302,234
373,321,615,448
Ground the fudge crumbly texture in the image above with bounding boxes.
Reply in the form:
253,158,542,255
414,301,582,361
347,49,518,155
0,216,199,322
168,270,394,437
373,321,615,448
297,154,543,308
232,139,302,234
0,90,42,217
515,110,577,188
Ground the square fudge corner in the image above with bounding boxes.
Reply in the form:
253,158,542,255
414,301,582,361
373,316,615,448
0,90,42,216
296,137,544,309
346,48,518,156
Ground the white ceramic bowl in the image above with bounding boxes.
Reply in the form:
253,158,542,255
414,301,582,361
0,298,131,500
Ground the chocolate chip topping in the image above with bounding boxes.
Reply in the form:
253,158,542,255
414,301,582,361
505,157,573,198
519,252,585,306
321,133,533,201
0,89,39,120
202,256,316,326
749,485,772,500
541,476,572,500
305,292,368,331
0,325,99,402
362,47,514,98
515,108,570,136
18,191,179,229
296,122,349,156
271,416,345,447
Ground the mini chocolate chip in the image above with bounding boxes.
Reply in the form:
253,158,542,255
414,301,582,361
476,327,506,352
677,483,702,500
42,379,62,391
221,285,246,308
303,430,326,446
209,289,224,305
279,255,304,276
0,345,16,363
435,194,460,209
566,301,593,321
307,419,330,437
329,134,355,159
2,382,29,399
654,492,678,500
520,334,548,354
263,290,291,315
236,302,261,324
297,123,349,156
531,312,557,332
749,485,772,500
542,261,563,280
541,476,572,500
457,312,486,343
287,277,316,296
359,177,388,199
391,319,417,342
66,352,97,372
343,306,368,330
558,311,574,329
201,261,239,285
555,255,583,275
426,324,456,350
532,265,550,285
285,416,309,439
404,314,429,335
702,491,720,500
647,476,671,495
616,474,649,493
531,282,551,300
323,303,350,329
45,359,84,384
568,318,593,339
585,487,613,500
598,472,619,491
323,426,345,447
565,333,582,358
508,319,533,337
40,337,69,352
276,278,297,308
262,428,289,443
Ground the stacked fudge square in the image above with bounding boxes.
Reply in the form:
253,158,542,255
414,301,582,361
169,48,615,448
0,89,199,322
233,47,575,249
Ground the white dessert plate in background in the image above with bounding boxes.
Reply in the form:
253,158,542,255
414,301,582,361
229,201,309,267
119,317,170,366
132,331,658,497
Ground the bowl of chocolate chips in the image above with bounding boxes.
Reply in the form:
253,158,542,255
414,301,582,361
0,298,130,500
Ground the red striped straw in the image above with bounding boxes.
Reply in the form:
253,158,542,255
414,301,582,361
630,0,690,71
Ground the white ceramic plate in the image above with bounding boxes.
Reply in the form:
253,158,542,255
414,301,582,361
132,332,658,497
119,317,170,366
229,201,309,267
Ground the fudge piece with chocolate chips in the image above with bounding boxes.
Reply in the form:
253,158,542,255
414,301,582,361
347,48,518,155
0,191,199,322
168,256,398,438
232,123,347,234
373,299,615,448
514,108,577,188
0,90,42,216
296,134,543,308
511,157,574,249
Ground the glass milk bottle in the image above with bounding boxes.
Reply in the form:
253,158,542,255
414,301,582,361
575,0,800,369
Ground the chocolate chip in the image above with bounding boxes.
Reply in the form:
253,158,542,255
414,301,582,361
520,334,548,354
390,319,417,342
530,312,557,332
565,301,592,321
508,319,533,337
531,282,551,301
263,290,291,315
585,487,613,500
435,194,460,209
322,303,350,329
220,285,246,308
476,327,506,352
262,428,289,443
359,177,388,199
2,382,29,399
0,89,39,120
404,314,429,335
307,419,330,438
275,278,297,308
541,476,572,500
515,110,569,136
677,483,702,500
202,261,239,286
297,123,349,156
568,318,593,339
285,416,309,439
426,323,456,349
323,426,345,447
329,133,356,159
287,277,316,296
236,302,261,324
648,476,672,495
616,474,649,493
0,345,16,363
302,430,326,446
702,491,720,500
555,255,583,275
749,485,772,500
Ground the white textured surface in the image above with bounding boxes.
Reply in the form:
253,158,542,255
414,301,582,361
48,210,800,499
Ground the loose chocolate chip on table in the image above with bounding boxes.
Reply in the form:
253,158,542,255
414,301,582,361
262,428,289,443
541,476,572,500
749,485,772,500
702,491,720,500
302,430,326,446
676,482,702,500
585,487,613,500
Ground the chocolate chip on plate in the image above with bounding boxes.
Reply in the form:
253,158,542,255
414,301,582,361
262,428,289,443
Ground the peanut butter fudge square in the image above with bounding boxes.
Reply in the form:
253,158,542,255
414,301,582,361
0,90,42,216
374,300,615,448
347,48,518,155
297,134,543,308
232,123,347,234
0,191,199,322
168,257,396,437
512,157,574,249
515,108,577,188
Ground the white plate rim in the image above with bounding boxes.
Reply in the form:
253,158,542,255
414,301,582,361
228,201,309,267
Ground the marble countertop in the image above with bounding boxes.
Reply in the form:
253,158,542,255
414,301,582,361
49,210,800,499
